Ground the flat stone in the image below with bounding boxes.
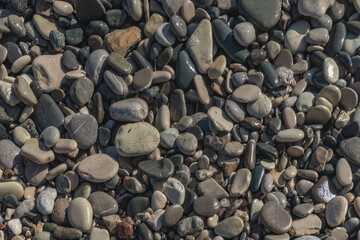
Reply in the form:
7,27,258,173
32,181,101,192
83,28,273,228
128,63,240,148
68,197,93,232
32,54,66,93
232,84,261,103
20,138,55,164
70,77,94,106
74,0,105,24
104,26,141,56
311,176,337,203
107,52,132,75
197,178,229,199
289,214,322,237
285,20,310,54
53,1,73,16
40,126,60,148
176,216,203,237
214,217,244,238
325,196,348,227
194,75,210,105
261,201,293,234
127,197,149,217
155,23,175,47
247,94,272,118
53,226,82,239
25,161,48,186
305,28,329,45
144,13,165,39
164,204,183,227
90,228,109,240
340,87,358,111
0,139,22,169
187,19,212,74
234,22,256,47
88,191,118,218
104,70,129,96
115,122,160,157
306,105,332,125
193,196,220,217
207,107,233,132
292,203,314,218
238,0,282,31
77,154,119,183
151,191,167,211
133,68,153,91
336,158,352,186
228,168,251,197
275,129,304,142
126,0,143,21
85,49,109,86
138,158,174,180
109,98,148,122
339,137,360,165
176,132,198,155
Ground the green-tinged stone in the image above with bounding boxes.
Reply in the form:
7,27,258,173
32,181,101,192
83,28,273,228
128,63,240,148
250,165,265,192
107,52,132,75
2,193,19,208
238,0,282,31
176,50,197,90
55,174,71,194
257,142,278,161
258,61,279,89
138,158,174,180
74,182,91,199
183,188,198,214
132,50,153,70
212,19,249,63
127,197,149,217
346,21,360,34
311,51,328,68
325,22,346,57
168,154,184,171
137,223,154,240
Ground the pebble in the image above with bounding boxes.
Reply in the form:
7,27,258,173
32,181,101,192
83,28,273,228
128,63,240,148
68,197,93,232
77,154,119,183
88,191,118,218
20,138,55,164
292,203,314,218
109,98,148,122
298,0,333,18
323,58,339,84
228,168,251,197
176,132,198,155
261,201,293,234
325,196,348,227
0,139,22,169
232,84,261,103
36,187,57,215
214,217,244,238
40,126,60,148
339,137,360,165
336,158,352,186
208,107,233,132
176,216,204,237
64,113,98,149
85,49,109,86
187,19,213,74
234,22,256,47
74,0,105,24
70,77,94,106
285,20,310,54
193,196,220,217
32,54,66,93
115,122,160,157
164,177,185,205
289,214,322,237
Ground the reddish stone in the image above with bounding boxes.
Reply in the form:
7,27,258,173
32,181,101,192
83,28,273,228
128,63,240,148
116,222,134,239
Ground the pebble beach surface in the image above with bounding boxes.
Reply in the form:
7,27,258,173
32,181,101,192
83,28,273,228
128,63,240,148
0,0,360,239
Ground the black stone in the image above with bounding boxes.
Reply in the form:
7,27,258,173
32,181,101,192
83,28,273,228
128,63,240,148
0,98,22,125
257,142,278,161
62,50,79,71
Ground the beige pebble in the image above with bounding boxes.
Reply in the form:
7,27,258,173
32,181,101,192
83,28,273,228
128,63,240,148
53,139,78,154
11,55,31,74
20,138,55,164
12,126,30,146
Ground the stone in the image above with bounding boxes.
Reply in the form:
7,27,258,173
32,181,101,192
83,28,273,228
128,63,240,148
32,14,63,40
340,87,358,111
74,0,105,24
176,132,198,155
107,53,132,75
109,98,148,122
187,19,213,73
298,0,333,18
25,161,48,186
292,203,314,218
259,61,279,89
0,182,23,200
133,68,153,91
151,191,167,211
164,204,184,227
53,226,82,239
285,20,310,54
8,219,22,235
138,158,174,180
126,0,143,21
193,196,220,217
162,0,184,17
155,23,176,47
115,122,160,157
77,154,119,183
228,168,251,197
212,19,249,63
52,198,70,225
214,217,244,238
116,221,132,238
238,0,282,31
20,138,55,164
289,214,322,237
145,13,165,39
305,28,329,45
127,197,149,217
104,70,129,96
325,196,348,227
234,22,256,46
88,191,118,218
70,77,94,106
323,58,339,84
40,126,60,148
32,54,66,93
339,137,360,165
37,187,57,215
232,84,261,103
0,139,22,169
311,176,337,203
176,216,204,237
164,177,185,205
85,49,109,86
176,50,197,90
246,94,272,118
90,228,109,240
336,158,352,186
261,201,293,234
104,27,141,56
53,1,74,16
68,197,93,232
208,107,233,132
64,113,98,149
